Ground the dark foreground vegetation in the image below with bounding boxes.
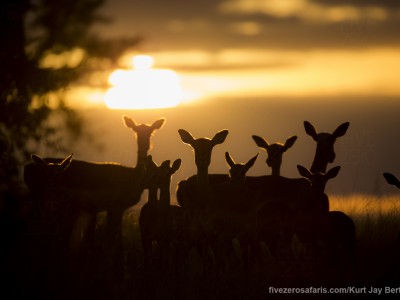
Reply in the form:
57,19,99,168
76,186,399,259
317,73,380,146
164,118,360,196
2,192,400,300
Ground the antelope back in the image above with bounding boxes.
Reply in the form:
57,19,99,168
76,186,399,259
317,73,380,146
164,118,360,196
237,175,314,223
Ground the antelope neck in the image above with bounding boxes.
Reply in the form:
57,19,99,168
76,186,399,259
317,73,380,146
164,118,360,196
271,167,280,176
159,181,171,207
136,151,148,166
148,188,158,204
311,148,328,174
196,166,212,200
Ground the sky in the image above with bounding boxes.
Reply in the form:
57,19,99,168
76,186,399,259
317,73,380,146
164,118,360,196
84,0,400,100
52,0,400,200
96,0,400,51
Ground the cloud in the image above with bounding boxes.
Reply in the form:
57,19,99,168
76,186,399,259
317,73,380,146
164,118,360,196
219,0,391,23
167,19,210,33
135,47,400,99
310,0,400,9
144,50,216,68
142,49,299,71
229,21,261,36
94,0,400,52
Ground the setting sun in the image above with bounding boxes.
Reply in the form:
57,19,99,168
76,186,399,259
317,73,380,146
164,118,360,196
104,55,182,109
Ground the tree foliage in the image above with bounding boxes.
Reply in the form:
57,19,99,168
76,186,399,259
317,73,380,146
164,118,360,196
0,0,140,183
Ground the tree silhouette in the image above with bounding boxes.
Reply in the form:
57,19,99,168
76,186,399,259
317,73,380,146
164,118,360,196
0,0,140,183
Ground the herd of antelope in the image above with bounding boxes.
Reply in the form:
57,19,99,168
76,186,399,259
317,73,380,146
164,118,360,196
23,116,400,273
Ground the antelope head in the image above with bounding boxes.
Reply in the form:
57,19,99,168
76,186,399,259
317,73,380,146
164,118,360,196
304,121,349,173
178,129,229,170
123,116,166,162
31,153,73,186
225,152,258,184
252,135,297,176
297,164,341,194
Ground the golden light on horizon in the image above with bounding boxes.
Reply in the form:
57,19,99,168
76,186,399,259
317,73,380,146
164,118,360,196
65,48,400,110
104,55,182,109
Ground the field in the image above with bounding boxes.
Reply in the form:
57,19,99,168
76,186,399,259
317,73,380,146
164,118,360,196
2,193,400,299
330,194,400,286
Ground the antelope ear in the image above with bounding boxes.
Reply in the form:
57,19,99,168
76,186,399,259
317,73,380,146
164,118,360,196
297,165,312,180
152,118,166,130
283,136,297,151
304,121,318,140
326,166,341,179
31,154,48,168
123,115,138,130
161,160,171,168
332,122,350,138
225,152,235,168
245,153,259,171
145,155,157,168
171,159,182,173
178,129,196,145
252,135,269,149
383,173,400,187
60,153,73,169
212,129,229,145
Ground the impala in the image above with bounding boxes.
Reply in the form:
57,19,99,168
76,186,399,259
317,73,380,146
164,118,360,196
26,116,165,236
211,152,259,267
178,128,229,262
139,155,182,267
296,165,356,268
24,153,146,271
123,116,165,167
243,173,313,260
177,129,229,208
304,121,349,174
252,134,297,176
297,165,341,212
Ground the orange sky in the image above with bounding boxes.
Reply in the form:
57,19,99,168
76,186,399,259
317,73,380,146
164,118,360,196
63,47,400,109
39,0,400,108
68,0,400,107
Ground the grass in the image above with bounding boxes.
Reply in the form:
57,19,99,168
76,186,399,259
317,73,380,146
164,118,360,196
3,193,400,299
111,194,400,295
330,194,400,286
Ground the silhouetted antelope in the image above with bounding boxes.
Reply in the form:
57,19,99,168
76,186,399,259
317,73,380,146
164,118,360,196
25,154,73,218
139,155,182,267
211,152,259,267
26,117,165,244
252,135,297,176
123,116,166,167
239,172,314,261
176,174,230,208
252,170,314,260
176,146,231,209
24,153,146,273
178,129,229,206
295,165,341,249
178,128,229,262
226,152,258,182
297,165,341,212
296,165,356,270
304,121,349,174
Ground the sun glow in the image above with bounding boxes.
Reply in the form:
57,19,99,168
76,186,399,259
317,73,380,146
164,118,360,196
104,55,182,109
